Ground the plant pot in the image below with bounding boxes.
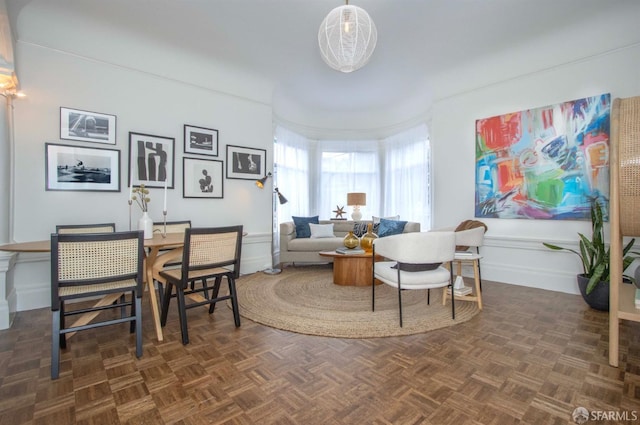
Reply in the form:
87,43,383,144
577,274,609,311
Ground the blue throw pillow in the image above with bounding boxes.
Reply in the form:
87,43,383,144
378,218,407,237
292,216,319,238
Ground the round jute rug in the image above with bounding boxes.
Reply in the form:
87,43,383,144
232,265,480,338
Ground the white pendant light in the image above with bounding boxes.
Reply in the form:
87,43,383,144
318,1,377,73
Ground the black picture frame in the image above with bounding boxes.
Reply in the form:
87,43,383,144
60,107,117,145
184,124,219,157
183,157,224,198
226,145,266,180
128,132,175,189
45,143,120,192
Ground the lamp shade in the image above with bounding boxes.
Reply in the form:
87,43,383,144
255,172,272,188
318,2,377,73
347,192,366,206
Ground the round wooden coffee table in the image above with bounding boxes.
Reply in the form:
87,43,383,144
319,250,382,286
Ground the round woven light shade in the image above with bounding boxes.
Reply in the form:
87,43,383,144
318,3,377,73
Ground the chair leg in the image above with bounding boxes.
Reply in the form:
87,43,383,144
397,284,403,328
208,277,222,314
201,278,210,299
478,260,483,292
135,296,143,358
371,271,376,312
228,276,241,328
176,286,190,345
59,301,66,349
129,290,136,333
51,311,61,379
476,247,482,291
155,280,164,307
160,281,173,326
473,259,483,310
450,266,456,320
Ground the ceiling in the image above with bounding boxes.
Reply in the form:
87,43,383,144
7,0,637,133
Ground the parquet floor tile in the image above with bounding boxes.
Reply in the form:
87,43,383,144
0,277,639,424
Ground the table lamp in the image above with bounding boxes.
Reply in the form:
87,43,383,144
347,192,366,221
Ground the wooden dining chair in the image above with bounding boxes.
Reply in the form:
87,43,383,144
50,230,144,379
56,222,116,234
159,225,243,345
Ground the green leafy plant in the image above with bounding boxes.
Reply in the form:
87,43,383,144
543,200,638,295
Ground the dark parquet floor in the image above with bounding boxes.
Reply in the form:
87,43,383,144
0,272,639,425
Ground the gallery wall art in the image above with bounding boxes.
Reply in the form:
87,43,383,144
475,93,611,220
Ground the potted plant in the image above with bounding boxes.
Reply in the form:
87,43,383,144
543,200,638,311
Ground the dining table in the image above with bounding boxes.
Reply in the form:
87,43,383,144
0,232,186,342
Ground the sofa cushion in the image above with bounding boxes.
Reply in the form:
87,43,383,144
309,223,334,238
378,218,408,237
288,237,344,251
292,215,319,238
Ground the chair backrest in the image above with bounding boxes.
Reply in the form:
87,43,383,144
454,226,485,250
153,220,191,234
181,225,243,278
454,220,487,250
373,231,456,264
50,230,144,309
56,223,116,234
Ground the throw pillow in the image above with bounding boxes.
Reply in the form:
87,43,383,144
392,262,442,272
352,222,380,237
292,215,319,239
377,218,407,237
309,223,334,238
372,215,400,224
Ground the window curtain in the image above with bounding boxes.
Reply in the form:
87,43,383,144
274,126,311,225
382,124,431,228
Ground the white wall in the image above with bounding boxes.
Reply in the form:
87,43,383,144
430,43,640,295
3,6,277,312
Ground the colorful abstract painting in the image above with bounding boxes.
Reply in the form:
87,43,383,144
475,93,611,220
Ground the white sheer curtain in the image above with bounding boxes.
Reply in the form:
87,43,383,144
274,126,310,225
316,140,380,221
382,124,431,228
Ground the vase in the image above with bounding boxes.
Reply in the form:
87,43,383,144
343,231,359,249
359,223,378,253
577,274,609,311
138,211,153,239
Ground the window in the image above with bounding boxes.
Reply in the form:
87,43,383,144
318,140,380,221
274,124,430,228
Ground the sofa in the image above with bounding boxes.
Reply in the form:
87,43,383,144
279,219,421,266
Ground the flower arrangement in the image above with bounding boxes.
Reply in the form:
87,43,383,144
132,184,151,212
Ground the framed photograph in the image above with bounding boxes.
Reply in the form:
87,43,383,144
226,145,266,180
183,157,224,198
129,132,175,189
45,143,120,192
60,107,117,145
184,124,218,156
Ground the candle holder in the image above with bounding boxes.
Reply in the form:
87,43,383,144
162,209,167,238
128,199,133,231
